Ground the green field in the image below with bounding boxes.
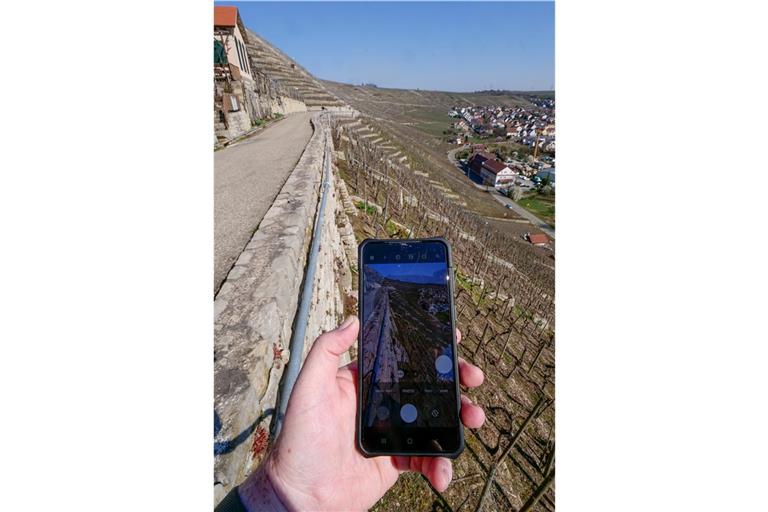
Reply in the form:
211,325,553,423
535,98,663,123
410,109,455,138
517,195,555,226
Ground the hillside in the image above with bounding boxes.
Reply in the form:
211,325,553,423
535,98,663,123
323,80,550,139
244,30,344,108
322,81,550,239
333,114,556,512
323,78,556,510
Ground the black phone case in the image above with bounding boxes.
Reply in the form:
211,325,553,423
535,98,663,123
355,237,465,458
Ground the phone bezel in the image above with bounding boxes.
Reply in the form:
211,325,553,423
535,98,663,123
355,237,465,458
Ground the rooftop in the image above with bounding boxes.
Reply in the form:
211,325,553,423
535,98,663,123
482,159,509,174
474,151,495,160
214,6,238,28
528,233,549,245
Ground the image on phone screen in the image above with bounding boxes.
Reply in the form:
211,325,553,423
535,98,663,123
358,239,462,455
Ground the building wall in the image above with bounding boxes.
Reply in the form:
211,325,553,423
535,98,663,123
216,23,253,80
480,168,496,185
496,169,515,186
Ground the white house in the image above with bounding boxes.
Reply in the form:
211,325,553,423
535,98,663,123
481,159,516,188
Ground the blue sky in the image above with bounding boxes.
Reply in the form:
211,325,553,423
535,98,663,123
218,2,554,92
370,262,448,284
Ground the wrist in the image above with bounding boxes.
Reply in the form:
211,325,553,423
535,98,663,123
262,449,322,512
237,461,289,512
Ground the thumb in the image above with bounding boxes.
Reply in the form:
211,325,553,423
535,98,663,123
300,316,358,381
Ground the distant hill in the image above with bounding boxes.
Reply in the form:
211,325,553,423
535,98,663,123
473,89,555,99
322,80,543,110
319,80,555,116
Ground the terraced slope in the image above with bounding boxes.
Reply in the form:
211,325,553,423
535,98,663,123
327,105,544,243
322,80,537,117
245,29,345,108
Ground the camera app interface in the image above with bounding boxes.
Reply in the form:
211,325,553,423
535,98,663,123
360,242,457,441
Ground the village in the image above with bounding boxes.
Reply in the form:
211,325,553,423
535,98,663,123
449,102,555,150
447,102,555,191
439,101,557,247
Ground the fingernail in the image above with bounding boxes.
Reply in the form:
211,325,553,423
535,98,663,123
339,316,356,330
441,460,452,489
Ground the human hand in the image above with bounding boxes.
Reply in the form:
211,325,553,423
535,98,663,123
239,316,485,511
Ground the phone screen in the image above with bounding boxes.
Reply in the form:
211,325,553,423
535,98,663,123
358,239,462,455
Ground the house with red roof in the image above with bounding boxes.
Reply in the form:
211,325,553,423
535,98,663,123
480,158,515,188
214,6,253,82
468,151,516,187
468,151,492,173
214,6,257,142
526,233,550,246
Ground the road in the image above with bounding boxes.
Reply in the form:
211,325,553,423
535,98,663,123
214,112,314,294
446,146,467,168
487,190,555,239
447,146,480,183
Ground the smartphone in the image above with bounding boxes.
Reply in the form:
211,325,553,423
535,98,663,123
356,238,464,457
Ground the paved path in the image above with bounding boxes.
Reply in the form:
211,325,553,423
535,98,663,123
446,146,468,168
487,189,556,239
214,112,314,294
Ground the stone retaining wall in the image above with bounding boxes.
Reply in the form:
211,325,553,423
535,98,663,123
269,96,307,116
308,105,356,112
216,80,308,144
213,112,356,505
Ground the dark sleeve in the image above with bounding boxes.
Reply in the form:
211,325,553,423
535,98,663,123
215,487,248,512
